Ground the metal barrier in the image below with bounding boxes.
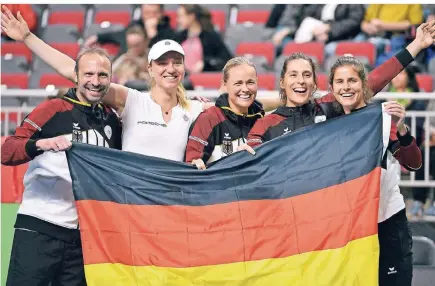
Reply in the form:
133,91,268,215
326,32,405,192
2,88,435,187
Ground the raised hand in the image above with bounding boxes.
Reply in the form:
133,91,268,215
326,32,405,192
385,101,407,135
1,5,30,41
414,20,435,50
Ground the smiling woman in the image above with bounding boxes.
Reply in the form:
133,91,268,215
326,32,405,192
185,57,264,169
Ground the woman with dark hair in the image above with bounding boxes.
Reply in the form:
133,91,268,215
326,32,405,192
329,55,421,286
176,4,233,73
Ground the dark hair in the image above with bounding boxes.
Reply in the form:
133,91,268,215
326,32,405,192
180,4,214,32
74,46,112,76
279,53,318,105
329,56,373,104
403,65,420,92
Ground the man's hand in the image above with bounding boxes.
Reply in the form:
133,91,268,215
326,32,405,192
192,158,206,170
1,5,30,41
36,136,72,152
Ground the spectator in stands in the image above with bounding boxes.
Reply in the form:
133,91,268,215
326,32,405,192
1,6,123,284
83,4,176,54
1,4,36,41
293,4,365,58
412,99,435,217
388,65,427,146
359,4,424,66
112,25,151,86
176,4,232,73
267,4,365,57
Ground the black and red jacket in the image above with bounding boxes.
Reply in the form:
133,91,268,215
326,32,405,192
247,48,415,147
185,93,264,164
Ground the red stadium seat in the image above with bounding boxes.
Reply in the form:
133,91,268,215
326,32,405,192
189,73,222,89
99,43,120,57
335,42,376,66
165,11,178,29
316,73,329,91
236,42,275,65
1,73,29,89
237,10,270,24
48,11,85,31
210,10,226,32
39,74,75,88
257,74,276,90
51,43,80,60
94,11,131,27
416,74,434,92
1,42,32,63
283,42,325,65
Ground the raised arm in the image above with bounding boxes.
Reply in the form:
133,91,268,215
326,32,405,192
1,5,129,114
318,20,435,103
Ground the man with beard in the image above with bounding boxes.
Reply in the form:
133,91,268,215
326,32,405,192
1,7,122,284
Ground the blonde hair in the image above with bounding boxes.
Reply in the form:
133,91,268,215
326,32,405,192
222,56,257,83
329,56,373,104
150,79,189,110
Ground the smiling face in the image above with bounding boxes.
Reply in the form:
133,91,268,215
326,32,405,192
280,58,317,107
331,65,366,113
76,53,111,104
148,51,185,91
223,63,258,114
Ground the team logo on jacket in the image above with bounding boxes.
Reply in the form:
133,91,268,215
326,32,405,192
222,133,233,155
104,125,112,140
314,115,326,123
283,127,291,135
72,122,83,142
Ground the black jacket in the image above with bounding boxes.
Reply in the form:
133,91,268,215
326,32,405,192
185,93,264,164
176,29,233,72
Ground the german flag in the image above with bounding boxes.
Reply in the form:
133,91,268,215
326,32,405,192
67,104,390,285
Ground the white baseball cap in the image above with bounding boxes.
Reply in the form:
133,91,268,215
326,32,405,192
147,39,185,63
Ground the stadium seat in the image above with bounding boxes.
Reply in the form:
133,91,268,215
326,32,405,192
282,42,325,65
39,74,75,88
237,4,275,10
41,25,80,43
1,42,32,63
416,74,434,92
189,73,222,90
335,42,376,66
94,10,131,27
246,56,270,73
93,4,134,13
236,42,275,66
99,43,121,57
225,24,274,54
1,56,29,73
412,236,435,266
50,43,80,60
210,10,227,32
316,73,329,91
83,23,125,39
257,73,276,90
165,10,178,29
1,73,29,89
48,10,85,32
236,10,270,24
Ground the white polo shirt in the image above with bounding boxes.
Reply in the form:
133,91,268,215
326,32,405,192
121,88,203,161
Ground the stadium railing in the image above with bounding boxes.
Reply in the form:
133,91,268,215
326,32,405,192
2,88,435,187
